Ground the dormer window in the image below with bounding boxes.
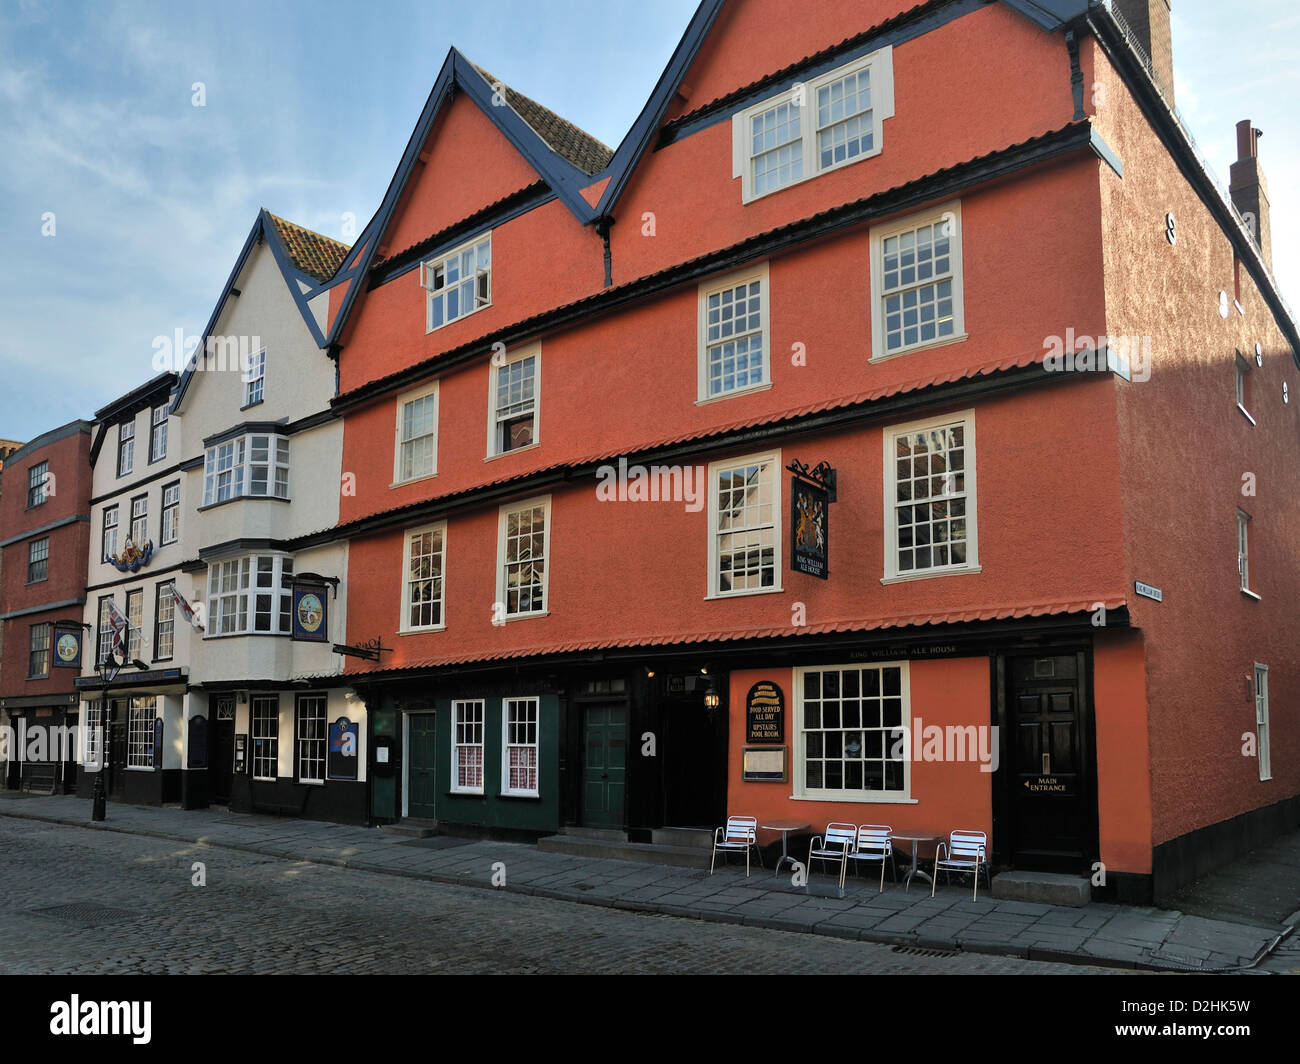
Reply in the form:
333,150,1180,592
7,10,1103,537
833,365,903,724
733,47,894,203
422,233,491,331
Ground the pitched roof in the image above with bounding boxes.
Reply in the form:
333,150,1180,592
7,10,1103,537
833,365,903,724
469,64,613,176
267,213,351,283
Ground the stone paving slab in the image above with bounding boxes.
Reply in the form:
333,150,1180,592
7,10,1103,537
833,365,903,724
0,794,1286,973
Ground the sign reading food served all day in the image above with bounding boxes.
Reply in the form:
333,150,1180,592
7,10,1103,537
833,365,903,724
745,681,785,744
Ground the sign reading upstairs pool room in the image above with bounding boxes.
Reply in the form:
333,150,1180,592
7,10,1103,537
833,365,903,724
745,681,785,744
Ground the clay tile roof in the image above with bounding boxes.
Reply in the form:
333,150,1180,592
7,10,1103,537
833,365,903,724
470,63,614,176
267,213,351,284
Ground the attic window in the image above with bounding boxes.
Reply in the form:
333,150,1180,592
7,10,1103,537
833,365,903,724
732,47,894,204
421,233,491,332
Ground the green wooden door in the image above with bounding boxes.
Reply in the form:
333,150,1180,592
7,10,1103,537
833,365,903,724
583,704,626,828
407,714,438,820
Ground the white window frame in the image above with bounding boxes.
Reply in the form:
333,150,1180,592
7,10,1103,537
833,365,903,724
1236,351,1255,423
870,200,966,360
399,522,447,633
244,348,266,407
393,381,439,484
1254,663,1271,781
206,554,295,636
882,410,980,583
161,481,180,545
27,461,49,507
501,697,541,797
732,46,894,203
155,580,175,661
102,505,119,562
251,694,279,781
125,587,144,661
1237,509,1258,597
422,232,491,333
706,450,782,599
129,494,148,546
202,434,289,506
452,699,485,794
487,343,541,457
27,537,48,584
793,662,914,802
149,404,169,463
127,696,155,770
697,263,770,403
84,702,102,769
117,419,135,477
296,693,327,785
28,622,50,678
496,496,551,620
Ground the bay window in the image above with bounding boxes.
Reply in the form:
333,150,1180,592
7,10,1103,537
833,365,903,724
202,434,289,506
207,554,294,635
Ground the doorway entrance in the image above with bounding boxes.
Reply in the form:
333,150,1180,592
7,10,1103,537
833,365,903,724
582,704,626,829
210,695,235,805
406,713,437,820
1004,653,1097,874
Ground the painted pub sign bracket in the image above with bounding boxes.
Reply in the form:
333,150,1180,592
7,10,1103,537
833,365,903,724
787,459,836,580
332,637,389,662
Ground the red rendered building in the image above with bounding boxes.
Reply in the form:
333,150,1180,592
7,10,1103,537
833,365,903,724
316,0,1298,902
0,421,93,791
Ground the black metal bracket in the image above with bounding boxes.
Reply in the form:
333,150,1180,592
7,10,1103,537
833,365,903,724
786,459,837,502
332,638,389,662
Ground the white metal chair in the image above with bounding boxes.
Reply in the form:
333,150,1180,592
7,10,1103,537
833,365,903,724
807,822,857,888
931,829,990,900
710,815,762,876
845,824,896,892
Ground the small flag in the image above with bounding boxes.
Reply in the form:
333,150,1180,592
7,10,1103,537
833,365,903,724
169,583,205,632
104,598,129,658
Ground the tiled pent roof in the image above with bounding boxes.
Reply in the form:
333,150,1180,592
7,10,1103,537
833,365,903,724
470,63,614,176
268,213,351,283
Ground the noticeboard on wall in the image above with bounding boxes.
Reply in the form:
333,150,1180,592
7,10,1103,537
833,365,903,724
741,746,787,783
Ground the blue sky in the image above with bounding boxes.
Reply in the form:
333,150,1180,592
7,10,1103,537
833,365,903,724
0,0,1295,441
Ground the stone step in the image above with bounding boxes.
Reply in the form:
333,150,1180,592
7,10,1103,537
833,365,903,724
559,826,628,843
380,819,438,839
991,870,1090,907
651,826,715,850
538,834,711,868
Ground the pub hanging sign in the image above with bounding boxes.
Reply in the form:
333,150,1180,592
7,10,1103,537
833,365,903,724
788,460,835,580
52,622,83,669
292,581,329,642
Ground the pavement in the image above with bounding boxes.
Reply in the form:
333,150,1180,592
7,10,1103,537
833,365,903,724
2,792,1297,974
0,814,1106,974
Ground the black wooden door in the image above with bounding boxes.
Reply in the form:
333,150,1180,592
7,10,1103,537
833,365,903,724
211,697,235,804
1007,655,1094,873
108,718,127,799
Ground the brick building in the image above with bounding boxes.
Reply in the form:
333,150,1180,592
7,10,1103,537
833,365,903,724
316,0,1299,902
0,422,93,791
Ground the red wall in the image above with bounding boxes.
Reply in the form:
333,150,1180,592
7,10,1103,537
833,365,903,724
339,158,1107,526
0,427,92,699
343,382,1128,674
1090,39,1300,844
726,657,995,846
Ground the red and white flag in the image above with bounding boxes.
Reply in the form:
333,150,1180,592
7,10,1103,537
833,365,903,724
104,598,130,658
168,583,205,632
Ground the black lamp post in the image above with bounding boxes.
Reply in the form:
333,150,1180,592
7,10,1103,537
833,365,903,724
91,654,123,822
89,653,149,822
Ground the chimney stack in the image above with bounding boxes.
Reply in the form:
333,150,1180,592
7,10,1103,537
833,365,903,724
1230,120,1272,270
1112,0,1175,106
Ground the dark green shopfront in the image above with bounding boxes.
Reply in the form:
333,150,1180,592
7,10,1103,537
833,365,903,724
358,660,729,839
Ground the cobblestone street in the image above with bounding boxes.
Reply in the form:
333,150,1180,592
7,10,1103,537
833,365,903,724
0,816,1119,975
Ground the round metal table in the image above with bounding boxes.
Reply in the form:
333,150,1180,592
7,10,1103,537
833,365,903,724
760,819,810,877
892,832,940,891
